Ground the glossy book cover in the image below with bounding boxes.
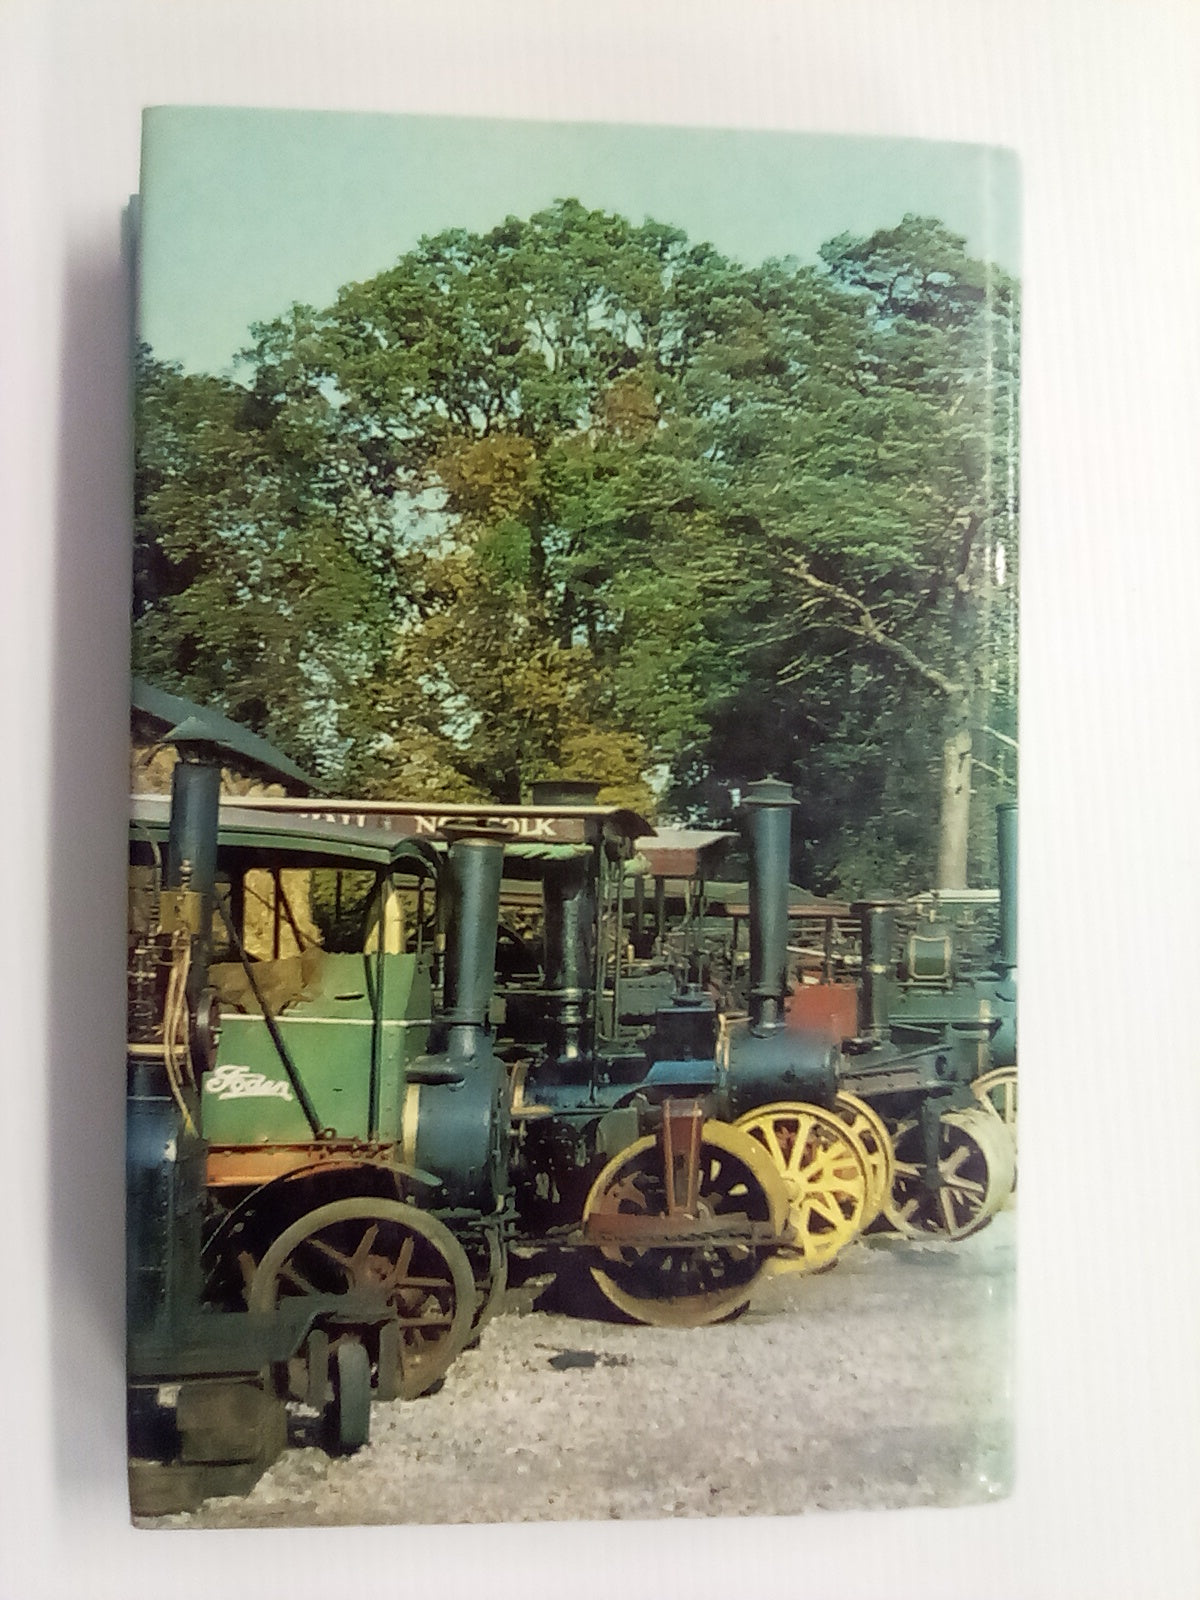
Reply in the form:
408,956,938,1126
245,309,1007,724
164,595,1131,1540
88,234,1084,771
127,107,1019,1527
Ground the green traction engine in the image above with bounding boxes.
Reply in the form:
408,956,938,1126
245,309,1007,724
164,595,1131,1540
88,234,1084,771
126,736,512,1516
834,802,1018,1239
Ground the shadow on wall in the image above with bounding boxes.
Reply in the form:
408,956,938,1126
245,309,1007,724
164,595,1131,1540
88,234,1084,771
45,230,137,1509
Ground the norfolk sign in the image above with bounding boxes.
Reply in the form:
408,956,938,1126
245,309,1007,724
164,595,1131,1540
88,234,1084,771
305,809,586,841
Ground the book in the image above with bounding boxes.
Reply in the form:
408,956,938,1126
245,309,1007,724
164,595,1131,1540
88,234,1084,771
128,106,1019,1528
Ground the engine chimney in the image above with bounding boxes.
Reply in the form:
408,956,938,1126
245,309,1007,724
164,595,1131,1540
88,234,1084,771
441,833,506,1033
528,779,602,806
743,778,798,1031
165,736,221,1006
996,802,1018,977
128,735,221,1345
541,855,596,1065
851,900,899,1038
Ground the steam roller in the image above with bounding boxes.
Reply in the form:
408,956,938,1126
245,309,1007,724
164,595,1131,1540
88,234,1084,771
581,1106,791,1326
511,778,877,1324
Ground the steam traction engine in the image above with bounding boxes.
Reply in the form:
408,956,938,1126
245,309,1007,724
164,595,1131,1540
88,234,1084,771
126,732,514,1515
500,779,885,1324
882,801,1018,1144
833,803,1018,1238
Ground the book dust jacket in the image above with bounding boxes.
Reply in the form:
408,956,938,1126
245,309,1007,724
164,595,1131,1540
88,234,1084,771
126,107,1019,1527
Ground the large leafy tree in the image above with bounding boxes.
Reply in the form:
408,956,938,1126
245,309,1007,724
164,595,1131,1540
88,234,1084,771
132,205,1018,891
654,218,1019,887
232,202,763,804
804,217,1019,887
133,346,407,780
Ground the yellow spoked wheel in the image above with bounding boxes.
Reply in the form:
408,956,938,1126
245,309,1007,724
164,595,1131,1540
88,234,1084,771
884,1106,1016,1240
831,1091,895,1229
582,1121,789,1327
734,1101,872,1275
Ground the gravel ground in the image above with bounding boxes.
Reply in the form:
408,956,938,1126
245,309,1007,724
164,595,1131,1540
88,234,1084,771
140,1208,1015,1529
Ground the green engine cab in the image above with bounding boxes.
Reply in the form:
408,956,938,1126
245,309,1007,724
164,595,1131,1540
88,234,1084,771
130,801,513,1246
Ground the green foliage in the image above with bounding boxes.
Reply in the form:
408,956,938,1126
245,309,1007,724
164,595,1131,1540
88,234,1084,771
132,346,406,780
132,203,1018,893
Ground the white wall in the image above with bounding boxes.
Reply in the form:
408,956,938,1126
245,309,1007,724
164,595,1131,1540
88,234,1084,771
2,3,1197,1595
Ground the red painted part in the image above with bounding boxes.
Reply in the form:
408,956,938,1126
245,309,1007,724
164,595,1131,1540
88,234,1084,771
786,982,858,1044
641,830,738,879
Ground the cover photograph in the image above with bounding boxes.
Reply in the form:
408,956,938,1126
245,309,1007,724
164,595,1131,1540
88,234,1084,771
126,107,1020,1527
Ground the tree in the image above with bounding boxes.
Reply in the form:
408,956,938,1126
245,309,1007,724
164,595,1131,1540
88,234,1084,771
233,203,767,806
133,207,1018,892
659,217,1019,888
133,346,414,780
812,216,1019,886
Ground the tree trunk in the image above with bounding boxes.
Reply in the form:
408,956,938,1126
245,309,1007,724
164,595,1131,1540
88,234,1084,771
937,715,973,889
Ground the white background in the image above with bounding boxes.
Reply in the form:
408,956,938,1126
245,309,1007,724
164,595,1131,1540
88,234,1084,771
2,2,1198,1595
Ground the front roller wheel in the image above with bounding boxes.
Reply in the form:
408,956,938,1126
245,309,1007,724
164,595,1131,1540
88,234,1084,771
735,1101,872,1273
885,1106,1016,1239
248,1198,476,1405
326,1337,371,1455
581,1122,789,1327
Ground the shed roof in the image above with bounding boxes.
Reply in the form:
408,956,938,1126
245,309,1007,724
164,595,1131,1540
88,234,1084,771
130,794,435,871
229,794,652,847
639,828,738,879
131,678,319,794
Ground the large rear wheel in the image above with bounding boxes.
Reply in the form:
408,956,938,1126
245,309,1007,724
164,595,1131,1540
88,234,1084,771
735,1101,872,1273
973,1067,1018,1143
884,1106,1015,1239
830,1091,895,1229
248,1198,476,1407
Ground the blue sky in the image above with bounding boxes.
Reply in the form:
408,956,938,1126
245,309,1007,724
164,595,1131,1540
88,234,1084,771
138,108,1019,376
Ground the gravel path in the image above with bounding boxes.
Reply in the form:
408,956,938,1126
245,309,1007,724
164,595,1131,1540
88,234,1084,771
141,1209,1015,1529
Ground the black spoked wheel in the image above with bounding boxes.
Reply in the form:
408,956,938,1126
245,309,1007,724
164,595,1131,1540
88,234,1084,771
248,1198,476,1404
885,1107,1015,1239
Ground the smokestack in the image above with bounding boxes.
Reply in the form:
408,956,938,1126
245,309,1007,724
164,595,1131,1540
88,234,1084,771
541,855,595,1063
128,734,220,1344
528,779,601,806
996,802,1018,976
441,833,506,1028
852,901,898,1038
743,778,798,1030
165,738,221,1005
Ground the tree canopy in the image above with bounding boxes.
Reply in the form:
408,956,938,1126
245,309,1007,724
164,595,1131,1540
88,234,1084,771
134,202,1018,891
